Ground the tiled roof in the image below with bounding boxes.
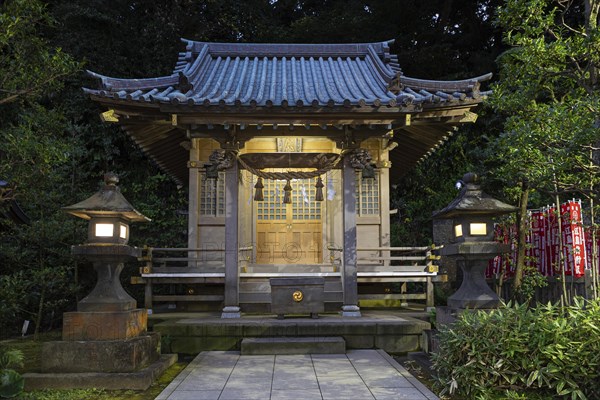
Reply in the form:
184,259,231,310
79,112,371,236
84,39,491,109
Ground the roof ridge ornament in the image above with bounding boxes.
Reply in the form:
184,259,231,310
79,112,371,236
387,72,404,95
176,71,193,93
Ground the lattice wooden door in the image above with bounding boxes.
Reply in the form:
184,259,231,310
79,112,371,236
256,177,323,264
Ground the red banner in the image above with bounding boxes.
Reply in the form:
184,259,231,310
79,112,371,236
560,201,585,278
486,224,515,279
486,200,589,279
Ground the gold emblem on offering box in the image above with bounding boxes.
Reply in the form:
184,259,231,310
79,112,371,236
292,290,303,302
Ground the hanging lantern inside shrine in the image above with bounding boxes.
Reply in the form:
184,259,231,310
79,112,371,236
283,179,292,204
254,177,264,201
315,177,324,202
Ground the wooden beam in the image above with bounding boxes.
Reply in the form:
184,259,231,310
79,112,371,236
188,125,392,145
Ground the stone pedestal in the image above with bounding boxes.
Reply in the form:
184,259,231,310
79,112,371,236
41,332,160,373
440,242,507,309
447,258,500,309
62,309,147,341
72,245,140,312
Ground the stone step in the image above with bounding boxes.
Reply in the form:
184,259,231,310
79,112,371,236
241,336,346,355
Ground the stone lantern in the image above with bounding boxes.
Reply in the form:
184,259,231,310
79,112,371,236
62,172,150,313
26,173,175,390
433,173,517,309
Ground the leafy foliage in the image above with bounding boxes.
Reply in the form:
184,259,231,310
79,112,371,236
0,348,24,398
433,299,600,399
488,0,600,294
0,0,78,106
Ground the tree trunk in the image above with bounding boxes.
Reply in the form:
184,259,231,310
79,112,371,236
585,1,600,88
33,286,45,341
512,180,530,294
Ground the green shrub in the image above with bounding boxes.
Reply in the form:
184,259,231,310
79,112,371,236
432,298,600,399
0,348,24,398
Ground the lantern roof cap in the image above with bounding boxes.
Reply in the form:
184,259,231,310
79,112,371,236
433,173,517,219
62,173,150,222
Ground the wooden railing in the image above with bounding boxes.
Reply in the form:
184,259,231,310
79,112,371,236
133,246,252,310
133,245,441,311
328,245,442,309
138,246,253,273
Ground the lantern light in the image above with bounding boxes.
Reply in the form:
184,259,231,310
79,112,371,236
95,223,114,237
433,172,518,309
434,173,515,244
63,173,149,246
454,224,463,237
470,223,487,236
120,224,128,239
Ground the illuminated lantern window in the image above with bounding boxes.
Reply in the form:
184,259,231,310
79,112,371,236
454,224,463,237
119,224,128,240
470,223,487,236
95,223,114,237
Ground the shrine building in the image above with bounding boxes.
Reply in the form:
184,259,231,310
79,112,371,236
84,39,489,318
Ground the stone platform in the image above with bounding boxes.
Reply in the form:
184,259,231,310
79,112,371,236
151,310,430,354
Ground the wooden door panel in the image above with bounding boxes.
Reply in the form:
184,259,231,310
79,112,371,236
256,177,323,265
256,224,287,264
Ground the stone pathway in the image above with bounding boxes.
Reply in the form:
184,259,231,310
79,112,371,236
156,349,439,400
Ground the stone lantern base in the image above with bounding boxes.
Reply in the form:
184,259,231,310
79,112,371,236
62,309,147,341
23,256,177,390
24,323,176,391
41,332,161,373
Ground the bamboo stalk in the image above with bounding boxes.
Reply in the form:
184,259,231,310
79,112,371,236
590,149,598,300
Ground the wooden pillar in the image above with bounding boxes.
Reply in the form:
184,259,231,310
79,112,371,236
222,159,241,318
379,157,391,267
188,137,200,267
342,156,361,317
426,277,434,312
144,278,153,311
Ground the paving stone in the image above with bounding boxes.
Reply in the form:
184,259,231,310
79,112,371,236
370,387,429,400
270,389,323,400
219,388,273,400
319,384,376,400
177,372,229,391
272,356,319,390
362,375,413,388
166,390,221,400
